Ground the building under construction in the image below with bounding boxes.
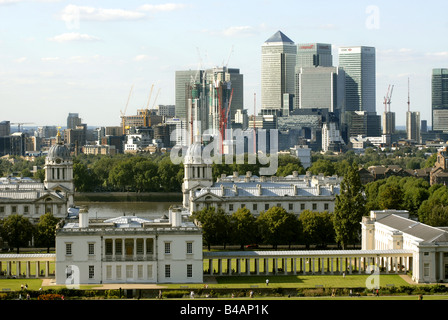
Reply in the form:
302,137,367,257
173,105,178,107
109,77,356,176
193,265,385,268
184,67,243,151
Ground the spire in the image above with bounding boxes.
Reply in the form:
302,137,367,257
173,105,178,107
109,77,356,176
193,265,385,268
56,127,63,145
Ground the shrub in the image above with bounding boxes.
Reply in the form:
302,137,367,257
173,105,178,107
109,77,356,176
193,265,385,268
38,293,63,300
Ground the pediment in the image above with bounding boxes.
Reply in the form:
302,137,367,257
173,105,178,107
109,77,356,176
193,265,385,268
194,191,224,202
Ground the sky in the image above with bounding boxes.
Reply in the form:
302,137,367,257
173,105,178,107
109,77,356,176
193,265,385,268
1,0,447,128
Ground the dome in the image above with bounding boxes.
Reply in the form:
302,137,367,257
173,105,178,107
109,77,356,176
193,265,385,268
47,143,71,161
184,141,203,165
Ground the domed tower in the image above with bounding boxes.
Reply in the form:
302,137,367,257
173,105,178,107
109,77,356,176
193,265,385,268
44,131,74,207
182,140,213,208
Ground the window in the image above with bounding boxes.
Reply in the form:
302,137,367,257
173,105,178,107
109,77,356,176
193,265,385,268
265,204,269,210
289,203,293,211
65,243,72,255
187,264,193,278
88,243,95,255
253,204,257,211
187,242,193,254
424,252,429,256
115,239,122,255
241,204,245,208
138,265,143,279
24,206,29,214
324,203,329,211
300,203,305,210
229,204,234,211
116,266,122,279
126,265,133,279
12,206,17,214
0,206,4,214
312,203,317,210
424,263,430,277
88,266,94,279
106,266,112,280
165,242,171,254
136,239,144,255
146,238,154,254
105,239,113,255
165,265,171,278
147,265,153,279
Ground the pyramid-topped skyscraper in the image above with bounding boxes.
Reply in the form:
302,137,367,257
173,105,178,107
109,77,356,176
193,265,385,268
261,31,297,113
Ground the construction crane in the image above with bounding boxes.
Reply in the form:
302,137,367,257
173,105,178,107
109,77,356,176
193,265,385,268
121,85,134,134
387,85,394,112
11,122,34,132
383,85,391,113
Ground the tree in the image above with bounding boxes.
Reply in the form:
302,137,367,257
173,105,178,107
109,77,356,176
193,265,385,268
35,212,60,253
0,214,34,253
377,183,404,210
308,159,336,176
298,210,335,248
73,161,98,192
256,206,299,249
191,207,230,250
230,207,258,249
423,204,448,226
333,164,367,249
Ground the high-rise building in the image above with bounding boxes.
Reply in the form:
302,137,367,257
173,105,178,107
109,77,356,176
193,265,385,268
432,68,448,132
294,66,345,112
296,43,333,68
407,111,421,143
175,70,205,120
261,31,297,112
382,111,395,135
338,46,376,114
0,121,10,137
67,113,81,130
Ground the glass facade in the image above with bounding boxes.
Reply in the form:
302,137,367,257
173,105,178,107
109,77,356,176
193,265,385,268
432,68,448,132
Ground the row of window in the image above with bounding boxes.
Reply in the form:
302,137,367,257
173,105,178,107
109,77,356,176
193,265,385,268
227,202,330,212
66,240,195,256
0,205,63,215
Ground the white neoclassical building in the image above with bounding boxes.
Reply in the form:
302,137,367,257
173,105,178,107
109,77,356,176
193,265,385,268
182,139,341,216
0,132,74,223
55,206,203,285
361,210,448,283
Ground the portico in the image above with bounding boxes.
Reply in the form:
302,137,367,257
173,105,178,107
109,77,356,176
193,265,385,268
0,254,55,278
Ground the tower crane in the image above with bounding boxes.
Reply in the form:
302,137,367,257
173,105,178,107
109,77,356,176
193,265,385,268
387,85,394,112
11,122,34,132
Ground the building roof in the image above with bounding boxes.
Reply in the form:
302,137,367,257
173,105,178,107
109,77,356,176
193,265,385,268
265,31,294,44
376,214,448,243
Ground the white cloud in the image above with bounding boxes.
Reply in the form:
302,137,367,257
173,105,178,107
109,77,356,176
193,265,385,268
14,57,27,63
48,32,100,43
138,3,186,12
59,4,146,22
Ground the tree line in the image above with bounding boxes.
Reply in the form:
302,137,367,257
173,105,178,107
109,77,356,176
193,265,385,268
0,213,60,253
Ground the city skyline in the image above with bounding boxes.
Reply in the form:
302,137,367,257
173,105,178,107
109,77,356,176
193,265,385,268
1,0,448,127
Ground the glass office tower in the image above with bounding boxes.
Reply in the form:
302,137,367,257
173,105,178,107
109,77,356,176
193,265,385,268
338,46,376,114
261,31,297,112
296,43,333,68
432,68,448,132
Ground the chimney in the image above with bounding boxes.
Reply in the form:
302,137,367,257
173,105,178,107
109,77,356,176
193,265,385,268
78,207,89,228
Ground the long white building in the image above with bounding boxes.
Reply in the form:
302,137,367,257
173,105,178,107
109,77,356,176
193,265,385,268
361,210,448,283
182,139,341,215
55,206,203,285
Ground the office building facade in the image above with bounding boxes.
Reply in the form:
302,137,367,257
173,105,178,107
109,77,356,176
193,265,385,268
296,43,333,68
261,31,297,112
338,46,376,114
432,68,448,132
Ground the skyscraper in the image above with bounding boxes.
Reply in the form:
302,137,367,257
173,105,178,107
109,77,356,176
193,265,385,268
261,31,297,112
407,111,421,143
296,43,333,68
432,68,448,132
338,46,376,114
